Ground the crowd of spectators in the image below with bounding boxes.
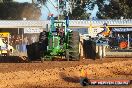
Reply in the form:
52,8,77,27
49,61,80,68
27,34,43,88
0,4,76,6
9,34,38,51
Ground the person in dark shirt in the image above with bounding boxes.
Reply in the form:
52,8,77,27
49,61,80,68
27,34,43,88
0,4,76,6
56,27,60,35
59,27,64,44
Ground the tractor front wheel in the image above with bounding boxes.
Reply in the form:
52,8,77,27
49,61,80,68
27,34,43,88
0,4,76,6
68,31,80,61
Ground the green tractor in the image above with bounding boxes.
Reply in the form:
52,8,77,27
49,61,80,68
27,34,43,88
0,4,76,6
26,16,80,61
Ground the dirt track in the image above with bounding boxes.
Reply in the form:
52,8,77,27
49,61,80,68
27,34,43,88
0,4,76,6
0,58,132,88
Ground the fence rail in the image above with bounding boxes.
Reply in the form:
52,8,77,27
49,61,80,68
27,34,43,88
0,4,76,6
0,19,132,28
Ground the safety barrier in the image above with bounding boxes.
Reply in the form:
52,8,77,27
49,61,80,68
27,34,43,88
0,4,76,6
0,19,132,28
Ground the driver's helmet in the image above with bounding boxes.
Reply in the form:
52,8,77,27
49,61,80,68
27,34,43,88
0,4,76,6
103,23,107,27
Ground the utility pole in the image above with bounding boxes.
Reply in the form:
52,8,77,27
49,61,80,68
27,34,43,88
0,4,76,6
57,0,60,20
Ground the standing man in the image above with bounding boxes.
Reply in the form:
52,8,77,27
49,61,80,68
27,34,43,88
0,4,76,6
59,27,64,45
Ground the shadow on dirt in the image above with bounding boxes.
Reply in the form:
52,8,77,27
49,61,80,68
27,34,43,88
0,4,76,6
59,72,79,83
0,56,28,63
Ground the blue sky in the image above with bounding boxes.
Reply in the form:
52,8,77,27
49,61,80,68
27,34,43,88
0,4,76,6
14,0,98,20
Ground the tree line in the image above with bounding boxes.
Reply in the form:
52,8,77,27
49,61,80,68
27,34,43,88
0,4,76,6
0,0,131,20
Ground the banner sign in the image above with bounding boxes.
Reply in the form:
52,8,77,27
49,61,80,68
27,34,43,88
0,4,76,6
112,28,132,32
24,28,43,34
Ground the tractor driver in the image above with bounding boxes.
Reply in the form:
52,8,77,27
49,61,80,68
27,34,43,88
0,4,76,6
96,23,111,43
56,26,60,35
59,27,64,44
97,23,111,38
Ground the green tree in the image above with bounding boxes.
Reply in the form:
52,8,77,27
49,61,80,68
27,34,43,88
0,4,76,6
0,2,41,20
66,0,132,19
32,0,46,7
96,0,132,19
67,0,91,20
0,0,12,3
33,0,91,20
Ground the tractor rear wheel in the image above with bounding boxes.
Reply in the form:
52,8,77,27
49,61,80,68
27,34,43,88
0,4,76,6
39,31,48,62
68,31,80,61
26,31,48,61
